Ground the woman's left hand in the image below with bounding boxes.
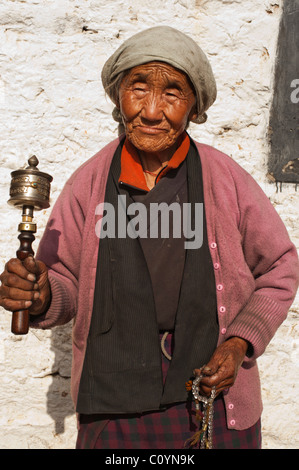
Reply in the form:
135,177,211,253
193,337,249,397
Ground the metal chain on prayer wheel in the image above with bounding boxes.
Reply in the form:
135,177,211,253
7,155,53,335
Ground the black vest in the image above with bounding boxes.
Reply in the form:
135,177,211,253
76,139,218,415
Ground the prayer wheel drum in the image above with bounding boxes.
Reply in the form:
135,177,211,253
7,156,53,335
8,155,52,211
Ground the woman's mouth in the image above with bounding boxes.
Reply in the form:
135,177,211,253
136,126,168,135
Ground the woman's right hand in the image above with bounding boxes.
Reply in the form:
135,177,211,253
0,256,51,316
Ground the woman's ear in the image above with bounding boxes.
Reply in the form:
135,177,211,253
188,104,198,123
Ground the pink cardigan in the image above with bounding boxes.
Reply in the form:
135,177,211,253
33,137,299,431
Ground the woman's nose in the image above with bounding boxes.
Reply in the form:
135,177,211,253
140,93,163,122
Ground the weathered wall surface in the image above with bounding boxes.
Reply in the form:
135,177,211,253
0,0,298,449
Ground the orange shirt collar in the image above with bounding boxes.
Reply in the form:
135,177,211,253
119,131,190,192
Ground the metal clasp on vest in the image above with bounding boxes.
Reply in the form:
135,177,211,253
161,331,172,360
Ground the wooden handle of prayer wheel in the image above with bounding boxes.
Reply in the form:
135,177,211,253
11,231,35,335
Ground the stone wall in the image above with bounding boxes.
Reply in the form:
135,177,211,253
0,0,298,449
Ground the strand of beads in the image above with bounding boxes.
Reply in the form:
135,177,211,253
185,374,216,449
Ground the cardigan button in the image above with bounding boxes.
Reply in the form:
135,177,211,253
219,306,226,313
230,419,236,426
221,328,227,335
210,242,217,249
217,284,223,291
228,403,234,410
213,262,220,270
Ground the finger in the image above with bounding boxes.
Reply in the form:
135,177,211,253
202,360,233,383
193,363,219,378
203,351,228,374
193,367,204,377
0,272,38,291
4,258,36,282
1,297,33,312
200,368,235,396
2,285,40,301
201,365,217,376
200,382,230,397
23,256,41,276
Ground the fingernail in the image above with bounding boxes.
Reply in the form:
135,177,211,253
33,283,39,290
27,274,36,282
33,291,40,300
203,366,211,372
25,301,32,308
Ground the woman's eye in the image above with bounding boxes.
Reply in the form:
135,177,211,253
132,82,147,91
165,89,181,99
133,87,147,95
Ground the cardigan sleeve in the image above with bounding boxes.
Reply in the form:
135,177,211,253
225,169,299,360
29,178,85,329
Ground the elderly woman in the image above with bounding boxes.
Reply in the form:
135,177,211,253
0,26,298,450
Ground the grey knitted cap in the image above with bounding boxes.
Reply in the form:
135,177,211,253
101,26,217,124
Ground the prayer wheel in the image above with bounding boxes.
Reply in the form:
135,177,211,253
7,155,53,335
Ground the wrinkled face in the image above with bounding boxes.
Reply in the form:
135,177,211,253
118,62,197,155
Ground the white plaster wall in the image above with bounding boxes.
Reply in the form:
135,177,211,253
0,0,297,449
